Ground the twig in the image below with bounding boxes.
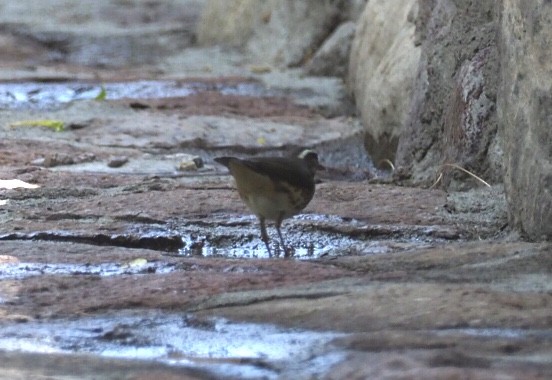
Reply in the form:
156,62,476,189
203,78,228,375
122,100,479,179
378,159,395,172
431,163,491,189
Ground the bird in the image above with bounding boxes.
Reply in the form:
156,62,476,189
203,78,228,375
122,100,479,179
214,150,323,257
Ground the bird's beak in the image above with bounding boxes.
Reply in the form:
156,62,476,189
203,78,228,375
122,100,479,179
316,162,326,171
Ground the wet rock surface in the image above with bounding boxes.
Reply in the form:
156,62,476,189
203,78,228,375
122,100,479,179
0,1,551,379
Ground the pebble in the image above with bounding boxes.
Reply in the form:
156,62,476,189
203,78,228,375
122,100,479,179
107,156,129,168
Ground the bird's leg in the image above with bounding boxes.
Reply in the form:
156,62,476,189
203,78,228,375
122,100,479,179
276,213,291,258
259,217,272,257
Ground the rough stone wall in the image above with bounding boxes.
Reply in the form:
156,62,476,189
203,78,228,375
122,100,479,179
498,0,552,240
394,0,502,188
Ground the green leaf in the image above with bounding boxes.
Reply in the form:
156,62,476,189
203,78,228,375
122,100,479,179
95,85,107,101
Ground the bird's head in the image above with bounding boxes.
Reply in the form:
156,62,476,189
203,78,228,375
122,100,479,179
298,149,325,173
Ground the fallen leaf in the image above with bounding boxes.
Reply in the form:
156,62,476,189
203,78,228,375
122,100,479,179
0,179,40,189
10,119,65,132
249,65,272,74
95,85,107,101
0,255,19,264
127,258,148,267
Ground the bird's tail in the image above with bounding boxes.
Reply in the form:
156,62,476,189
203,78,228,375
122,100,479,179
213,157,235,168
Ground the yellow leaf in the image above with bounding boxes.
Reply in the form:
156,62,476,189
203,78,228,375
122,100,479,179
249,65,272,74
127,258,148,267
10,119,65,132
257,136,266,145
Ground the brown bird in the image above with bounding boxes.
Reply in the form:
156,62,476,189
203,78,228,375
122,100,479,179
214,150,323,257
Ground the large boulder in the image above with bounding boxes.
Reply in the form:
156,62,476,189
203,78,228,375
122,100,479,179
196,0,269,48
197,0,361,68
394,0,502,188
347,0,421,167
305,21,356,77
498,0,552,240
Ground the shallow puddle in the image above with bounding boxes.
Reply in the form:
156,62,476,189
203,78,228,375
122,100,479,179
0,311,346,379
176,214,455,259
0,80,277,109
0,260,176,280
0,228,185,253
436,328,552,340
0,214,457,264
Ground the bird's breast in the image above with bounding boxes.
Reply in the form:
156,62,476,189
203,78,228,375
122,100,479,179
228,159,315,221
241,187,311,220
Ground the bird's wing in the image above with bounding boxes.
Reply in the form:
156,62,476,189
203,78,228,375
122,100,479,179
239,157,314,190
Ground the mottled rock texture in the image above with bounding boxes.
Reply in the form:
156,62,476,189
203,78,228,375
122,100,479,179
394,0,501,187
498,0,552,240
197,0,362,67
305,21,356,77
347,0,420,167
